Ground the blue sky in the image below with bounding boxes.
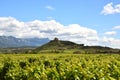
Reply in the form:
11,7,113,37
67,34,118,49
0,0,120,48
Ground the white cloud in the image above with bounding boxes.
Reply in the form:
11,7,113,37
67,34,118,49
45,6,54,10
0,17,120,48
101,2,120,15
112,26,120,30
104,31,116,35
100,37,120,48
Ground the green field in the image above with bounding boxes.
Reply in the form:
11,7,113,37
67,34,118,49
0,54,120,80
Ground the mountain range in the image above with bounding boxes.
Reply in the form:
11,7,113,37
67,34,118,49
0,36,50,48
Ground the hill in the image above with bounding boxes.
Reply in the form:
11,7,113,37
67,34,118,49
33,38,83,53
33,38,120,54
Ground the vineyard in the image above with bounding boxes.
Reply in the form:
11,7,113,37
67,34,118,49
0,54,120,80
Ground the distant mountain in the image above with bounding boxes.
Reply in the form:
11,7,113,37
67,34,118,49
0,36,49,48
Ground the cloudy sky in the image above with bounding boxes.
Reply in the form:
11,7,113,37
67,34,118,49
0,0,120,48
